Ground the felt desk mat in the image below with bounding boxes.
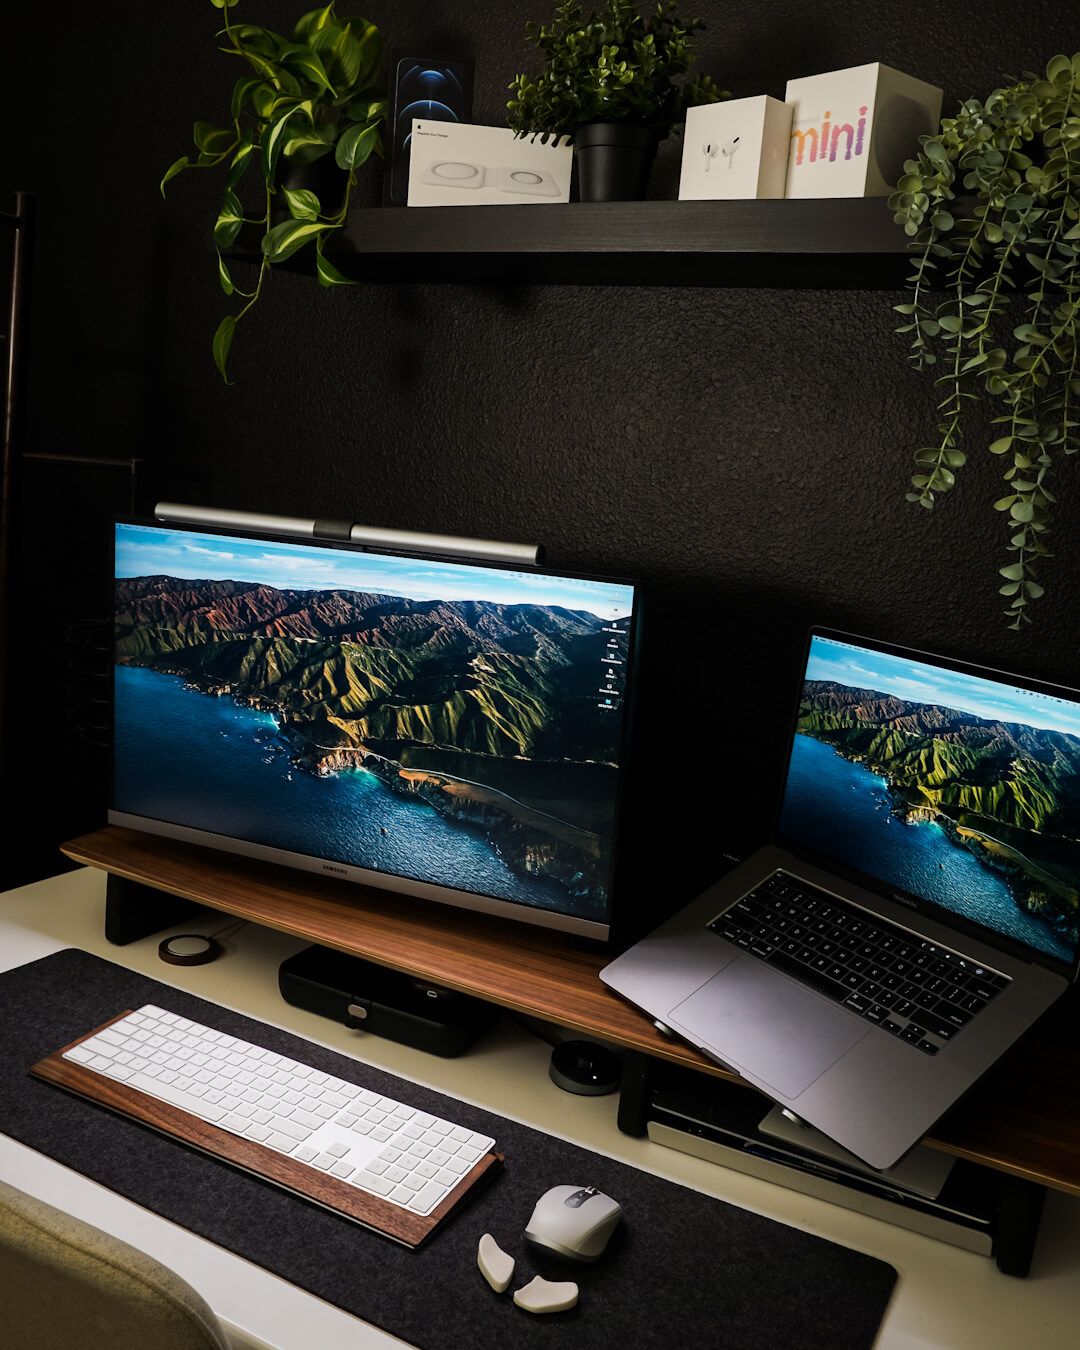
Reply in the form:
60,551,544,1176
0,950,897,1349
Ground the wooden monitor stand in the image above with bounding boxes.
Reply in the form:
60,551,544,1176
63,825,1080,1276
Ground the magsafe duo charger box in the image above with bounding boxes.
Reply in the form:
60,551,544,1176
407,121,572,206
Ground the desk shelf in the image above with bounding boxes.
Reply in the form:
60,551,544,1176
255,198,915,288
63,826,1080,1203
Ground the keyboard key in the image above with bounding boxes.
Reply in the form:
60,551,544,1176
326,1141,349,1159
407,1181,447,1213
330,1161,354,1179
266,1133,298,1153
935,1000,973,1028
766,949,846,1003
356,1173,394,1196
269,1116,311,1142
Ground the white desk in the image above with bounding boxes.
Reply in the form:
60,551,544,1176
2,866,1079,1350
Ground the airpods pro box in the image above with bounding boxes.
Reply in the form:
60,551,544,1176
407,121,572,206
679,96,793,200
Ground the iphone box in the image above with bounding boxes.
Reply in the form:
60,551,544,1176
679,96,793,199
407,121,572,206
784,62,942,198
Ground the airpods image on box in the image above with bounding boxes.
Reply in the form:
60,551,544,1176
679,97,793,200
409,121,571,206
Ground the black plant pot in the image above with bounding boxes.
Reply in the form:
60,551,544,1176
574,123,659,202
272,154,349,221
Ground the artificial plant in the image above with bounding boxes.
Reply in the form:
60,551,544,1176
891,53,1080,628
161,0,387,382
507,0,722,142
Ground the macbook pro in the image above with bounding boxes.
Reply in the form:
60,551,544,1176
602,629,1080,1168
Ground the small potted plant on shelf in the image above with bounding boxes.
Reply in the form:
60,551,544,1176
507,0,723,201
161,0,388,382
890,52,1080,628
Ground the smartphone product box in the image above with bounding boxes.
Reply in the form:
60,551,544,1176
679,96,793,200
784,62,942,198
407,122,572,206
385,54,474,206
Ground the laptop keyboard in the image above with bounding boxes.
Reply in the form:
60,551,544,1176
708,871,1010,1055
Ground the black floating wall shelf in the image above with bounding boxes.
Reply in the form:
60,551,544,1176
242,199,920,288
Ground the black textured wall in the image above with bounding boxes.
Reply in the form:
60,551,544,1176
4,1,1080,905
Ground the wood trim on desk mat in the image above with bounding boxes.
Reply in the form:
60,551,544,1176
30,1012,501,1249
2,949,897,1350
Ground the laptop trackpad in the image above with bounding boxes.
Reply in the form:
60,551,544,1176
669,957,868,1098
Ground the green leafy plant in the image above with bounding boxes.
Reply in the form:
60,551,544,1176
161,0,387,382
507,0,723,142
891,54,1080,628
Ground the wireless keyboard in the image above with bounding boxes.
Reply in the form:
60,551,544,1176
31,1004,501,1247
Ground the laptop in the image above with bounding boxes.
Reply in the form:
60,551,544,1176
602,629,1080,1169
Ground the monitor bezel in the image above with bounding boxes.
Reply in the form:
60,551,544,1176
775,626,1080,980
109,516,642,943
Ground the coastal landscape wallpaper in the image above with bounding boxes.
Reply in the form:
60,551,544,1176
112,524,635,919
780,637,1080,964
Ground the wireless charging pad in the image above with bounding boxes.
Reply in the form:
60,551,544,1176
421,160,486,188
158,934,223,966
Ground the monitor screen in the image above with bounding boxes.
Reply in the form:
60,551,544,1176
110,520,638,939
779,633,1080,968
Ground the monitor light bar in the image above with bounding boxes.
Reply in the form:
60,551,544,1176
153,502,541,567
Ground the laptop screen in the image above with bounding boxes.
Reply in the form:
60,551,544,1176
778,633,1080,969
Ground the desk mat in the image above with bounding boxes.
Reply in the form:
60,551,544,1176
0,950,897,1349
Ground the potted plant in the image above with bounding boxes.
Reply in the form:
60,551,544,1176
161,0,388,382
507,0,723,201
891,53,1080,628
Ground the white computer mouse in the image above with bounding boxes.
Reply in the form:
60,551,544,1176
524,1185,622,1262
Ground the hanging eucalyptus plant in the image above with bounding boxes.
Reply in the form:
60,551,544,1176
161,0,387,382
891,53,1080,628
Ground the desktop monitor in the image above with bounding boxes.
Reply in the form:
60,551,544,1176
109,519,639,940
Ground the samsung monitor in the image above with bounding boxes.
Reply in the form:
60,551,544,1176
110,519,639,940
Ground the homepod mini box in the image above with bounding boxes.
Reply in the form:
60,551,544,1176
784,63,942,198
679,96,793,200
407,122,572,206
